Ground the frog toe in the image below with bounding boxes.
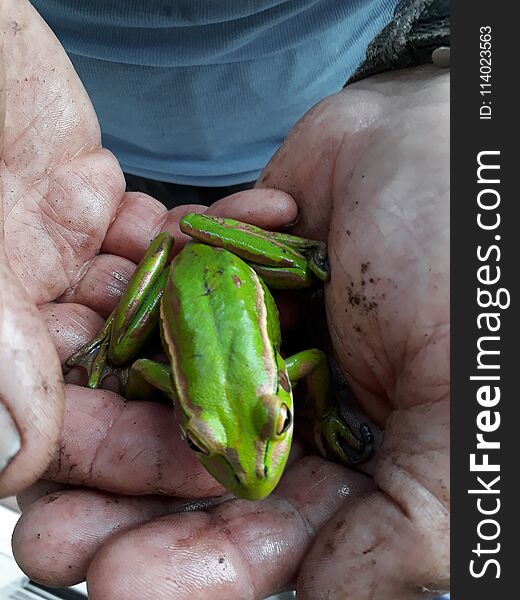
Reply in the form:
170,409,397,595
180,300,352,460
315,414,374,466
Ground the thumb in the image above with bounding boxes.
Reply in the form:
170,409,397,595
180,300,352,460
256,88,376,240
0,262,64,497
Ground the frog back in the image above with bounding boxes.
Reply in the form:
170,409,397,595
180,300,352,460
160,242,284,441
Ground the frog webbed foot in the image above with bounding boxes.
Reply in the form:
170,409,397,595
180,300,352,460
63,314,121,388
315,409,374,466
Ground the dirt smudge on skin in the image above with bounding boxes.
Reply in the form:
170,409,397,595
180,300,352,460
9,21,22,35
323,539,337,558
347,289,378,312
344,269,390,317
334,519,346,532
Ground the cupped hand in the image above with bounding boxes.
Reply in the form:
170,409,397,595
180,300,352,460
6,1,449,598
257,66,450,598
1,0,296,517
0,0,120,497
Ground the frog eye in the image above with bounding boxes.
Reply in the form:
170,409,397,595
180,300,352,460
276,403,292,436
186,431,209,455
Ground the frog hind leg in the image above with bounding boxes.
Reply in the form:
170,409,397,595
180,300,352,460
284,349,373,465
64,233,174,389
179,214,328,288
63,313,114,388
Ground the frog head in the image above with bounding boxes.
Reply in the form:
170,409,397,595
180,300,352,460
180,382,294,501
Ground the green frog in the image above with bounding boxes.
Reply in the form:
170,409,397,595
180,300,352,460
65,214,372,500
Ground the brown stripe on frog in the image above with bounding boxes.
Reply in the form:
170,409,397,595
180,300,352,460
251,270,277,393
258,392,282,442
187,416,226,455
224,446,247,481
255,439,269,479
159,281,201,417
278,368,291,393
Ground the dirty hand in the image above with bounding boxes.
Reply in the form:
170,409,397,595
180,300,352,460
4,2,449,599
256,66,450,598
0,0,293,511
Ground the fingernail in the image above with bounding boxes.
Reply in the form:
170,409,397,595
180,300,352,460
0,402,21,473
280,212,301,231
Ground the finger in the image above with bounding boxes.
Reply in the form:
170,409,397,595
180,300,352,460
101,193,205,263
73,189,298,316
13,488,231,586
58,254,136,318
14,456,373,593
41,302,104,362
207,188,298,228
101,188,298,266
86,457,373,600
102,192,167,261
17,479,71,511
0,263,64,496
297,400,450,599
16,478,229,515
56,189,300,326
45,382,306,495
45,385,225,497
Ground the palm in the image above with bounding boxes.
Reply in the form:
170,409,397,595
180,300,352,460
261,74,449,426
258,69,450,596
0,0,127,498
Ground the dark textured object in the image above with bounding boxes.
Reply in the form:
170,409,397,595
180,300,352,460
347,0,450,84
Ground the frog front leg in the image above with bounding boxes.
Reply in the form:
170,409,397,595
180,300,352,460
284,349,373,465
64,233,174,388
124,358,176,401
126,360,211,450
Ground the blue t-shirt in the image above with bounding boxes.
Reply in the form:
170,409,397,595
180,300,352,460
33,0,398,186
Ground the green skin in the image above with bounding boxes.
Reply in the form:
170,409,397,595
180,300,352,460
65,214,373,500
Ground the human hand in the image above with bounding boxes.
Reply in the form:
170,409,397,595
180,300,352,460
256,66,450,598
0,0,144,500
0,24,64,495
